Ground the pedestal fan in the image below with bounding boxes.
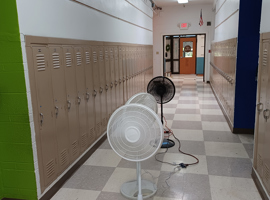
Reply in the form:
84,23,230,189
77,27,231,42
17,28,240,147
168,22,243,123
107,104,163,200
147,76,176,148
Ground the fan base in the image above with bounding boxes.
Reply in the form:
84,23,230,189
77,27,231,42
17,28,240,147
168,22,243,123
121,180,157,199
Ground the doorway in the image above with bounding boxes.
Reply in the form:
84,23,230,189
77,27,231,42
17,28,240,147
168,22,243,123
163,34,206,77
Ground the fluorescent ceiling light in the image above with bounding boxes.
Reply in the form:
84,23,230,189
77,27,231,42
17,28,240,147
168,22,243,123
178,0,188,3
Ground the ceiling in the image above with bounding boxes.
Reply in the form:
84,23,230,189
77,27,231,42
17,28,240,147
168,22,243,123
153,0,214,7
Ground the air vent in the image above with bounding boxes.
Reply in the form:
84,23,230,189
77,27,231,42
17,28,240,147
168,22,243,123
46,159,55,178
60,149,68,166
99,50,104,62
72,140,78,156
76,52,82,66
263,48,268,67
52,53,60,69
65,53,72,67
85,52,90,64
93,51,97,63
36,54,46,71
105,50,109,61
81,133,87,147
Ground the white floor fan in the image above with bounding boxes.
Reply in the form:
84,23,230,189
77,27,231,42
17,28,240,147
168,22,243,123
107,103,163,200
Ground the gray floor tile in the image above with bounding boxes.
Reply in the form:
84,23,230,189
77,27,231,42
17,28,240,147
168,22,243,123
199,97,216,100
99,139,112,149
97,191,154,200
199,104,220,109
172,120,202,130
162,113,174,120
167,140,206,155
163,104,177,108
178,100,199,104
175,108,200,114
63,165,115,190
201,115,226,122
156,172,211,200
243,143,254,158
180,93,198,96
203,130,241,143
206,156,252,178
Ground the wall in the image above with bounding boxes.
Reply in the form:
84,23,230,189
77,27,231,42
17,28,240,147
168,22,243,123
260,0,270,33
0,1,37,199
196,35,205,74
15,0,153,198
153,3,215,80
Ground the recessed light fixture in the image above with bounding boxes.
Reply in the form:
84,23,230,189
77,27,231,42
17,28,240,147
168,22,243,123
178,0,188,3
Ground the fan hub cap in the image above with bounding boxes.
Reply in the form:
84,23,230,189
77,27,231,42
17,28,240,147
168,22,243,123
125,127,140,143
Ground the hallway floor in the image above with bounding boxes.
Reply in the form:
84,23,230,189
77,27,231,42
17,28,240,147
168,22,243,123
52,75,261,200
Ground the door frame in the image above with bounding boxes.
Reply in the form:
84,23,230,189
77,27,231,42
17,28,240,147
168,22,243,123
163,33,206,81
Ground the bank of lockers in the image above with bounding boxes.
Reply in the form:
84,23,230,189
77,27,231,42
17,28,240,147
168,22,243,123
26,39,153,193
254,33,270,196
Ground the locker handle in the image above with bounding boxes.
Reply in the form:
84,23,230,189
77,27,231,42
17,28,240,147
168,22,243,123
110,82,113,88
67,100,71,110
40,113,44,125
99,87,103,93
93,90,97,97
257,103,263,113
115,80,118,86
263,109,270,122
105,84,109,91
78,96,81,105
123,77,125,82
119,79,122,84
55,106,59,117
86,92,90,101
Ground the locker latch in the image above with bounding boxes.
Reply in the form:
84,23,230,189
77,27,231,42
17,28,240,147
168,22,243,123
115,80,118,86
93,90,97,97
105,84,109,91
40,113,44,125
86,93,90,101
55,106,59,117
77,97,81,105
263,109,270,122
257,103,263,114
67,100,71,110
99,87,103,94
110,82,113,88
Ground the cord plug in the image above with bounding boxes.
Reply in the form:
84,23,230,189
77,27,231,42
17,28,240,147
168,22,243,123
179,163,187,168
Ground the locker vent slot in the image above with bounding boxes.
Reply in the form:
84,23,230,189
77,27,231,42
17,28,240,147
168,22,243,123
85,52,90,64
99,50,104,62
264,164,270,183
93,52,97,63
65,53,72,67
257,153,263,174
110,50,113,60
96,122,101,136
60,149,68,166
81,133,87,147
72,140,79,156
76,52,82,66
36,54,46,71
89,128,94,143
52,53,60,69
102,118,107,127
263,48,268,67
46,159,55,178
105,50,109,61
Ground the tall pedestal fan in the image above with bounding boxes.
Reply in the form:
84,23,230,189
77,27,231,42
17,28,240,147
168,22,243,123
147,76,176,148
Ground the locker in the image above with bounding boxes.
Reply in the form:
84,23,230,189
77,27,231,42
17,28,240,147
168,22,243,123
62,46,80,162
98,46,107,134
83,46,96,146
109,46,117,112
31,46,58,187
118,46,124,106
122,46,128,103
74,46,88,153
126,47,131,99
104,47,112,120
114,46,120,108
48,46,70,173
92,46,102,137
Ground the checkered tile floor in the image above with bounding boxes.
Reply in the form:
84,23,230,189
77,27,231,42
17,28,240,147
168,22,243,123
52,75,261,200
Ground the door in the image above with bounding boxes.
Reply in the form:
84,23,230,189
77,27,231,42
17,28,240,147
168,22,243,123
104,47,112,120
180,37,196,74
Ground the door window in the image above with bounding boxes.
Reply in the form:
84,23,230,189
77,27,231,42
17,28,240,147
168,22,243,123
183,41,193,58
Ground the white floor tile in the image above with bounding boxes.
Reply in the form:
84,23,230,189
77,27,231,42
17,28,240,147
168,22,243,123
173,114,201,121
238,134,255,144
200,109,223,115
202,121,231,131
177,104,200,109
205,142,249,158
51,188,100,200
84,149,121,167
199,100,218,105
172,129,204,141
178,96,199,100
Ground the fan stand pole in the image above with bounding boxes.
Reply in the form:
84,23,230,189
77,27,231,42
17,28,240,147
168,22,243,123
136,162,143,200
161,97,164,124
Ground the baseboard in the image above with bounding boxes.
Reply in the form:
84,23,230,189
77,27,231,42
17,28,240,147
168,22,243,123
252,168,270,200
232,128,254,134
1,134,107,200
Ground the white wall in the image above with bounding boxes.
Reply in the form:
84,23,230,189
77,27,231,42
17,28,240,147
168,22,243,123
260,0,270,33
16,0,153,44
197,35,205,57
153,4,215,81
214,0,239,42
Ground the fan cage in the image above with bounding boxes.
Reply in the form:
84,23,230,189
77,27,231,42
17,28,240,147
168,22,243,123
107,104,163,162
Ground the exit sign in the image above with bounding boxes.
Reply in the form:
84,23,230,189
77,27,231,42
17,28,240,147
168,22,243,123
180,23,189,30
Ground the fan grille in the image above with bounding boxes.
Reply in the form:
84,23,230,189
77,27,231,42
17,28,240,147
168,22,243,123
107,104,163,162
125,93,158,114
147,76,175,104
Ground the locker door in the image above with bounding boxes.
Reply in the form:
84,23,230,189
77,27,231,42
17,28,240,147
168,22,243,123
256,40,269,178
114,47,120,108
83,46,96,146
122,47,127,103
126,47,131,99
63,46,80,162
104,47,112,120
74,46,88,153
98,46,107,134
92,46,102,137
118,46,124,106
48,46,70,173
32,46,58,187
109,47,116,112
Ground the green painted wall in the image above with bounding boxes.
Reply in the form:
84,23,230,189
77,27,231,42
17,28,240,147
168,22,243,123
0,1,37,199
